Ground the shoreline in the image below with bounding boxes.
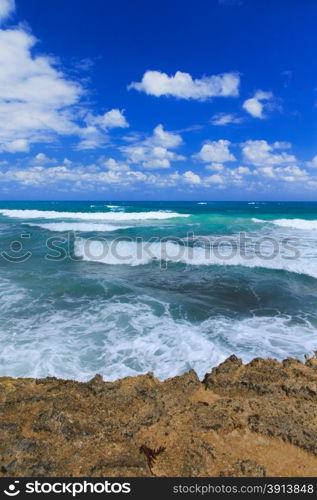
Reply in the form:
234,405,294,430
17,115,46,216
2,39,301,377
1,353,317,477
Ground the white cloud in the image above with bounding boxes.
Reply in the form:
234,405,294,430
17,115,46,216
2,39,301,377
3,138,29,153
205,173,224,184
242,140,296,167
121,124,184,169
151,124,182,148
260,166,275,178
242,90,273,118
241,141,308,183
183,170,201,185
260,165,308,182
306,156,317,168
194,139,236,163
205,162,224,171
0,163,138,188
210,112,243,126
235,166,251,175
32,152,57,164
128,70,240,100
76,126,107,151
0,161,187,191
0,23,130,153
101,158,130,172
76,109,130,150
0,29,80,107
272,141,291,149
278,165,308,181
122,145,183,170
204,164,252,187
0,152,314,193
88,109,129,130
0,27,84,152
0,0,15,24
35,153,49,162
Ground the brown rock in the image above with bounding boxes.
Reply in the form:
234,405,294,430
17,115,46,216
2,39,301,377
2,354,317,477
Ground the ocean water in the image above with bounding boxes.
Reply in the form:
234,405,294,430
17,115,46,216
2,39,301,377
0,200,317,381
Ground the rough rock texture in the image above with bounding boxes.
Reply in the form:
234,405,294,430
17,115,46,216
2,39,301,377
1,354,317,477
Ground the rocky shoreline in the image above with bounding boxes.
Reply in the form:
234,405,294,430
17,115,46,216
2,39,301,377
1,354,317,477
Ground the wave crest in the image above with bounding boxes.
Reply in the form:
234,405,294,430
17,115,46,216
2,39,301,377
74,237,317,278
252,218,317,230
0,209,189,221
23,222,131,232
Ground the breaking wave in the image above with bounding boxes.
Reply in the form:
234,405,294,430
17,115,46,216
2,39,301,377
23,222,131,232
74,237,317,278
252,218,317,230
0,209,189,221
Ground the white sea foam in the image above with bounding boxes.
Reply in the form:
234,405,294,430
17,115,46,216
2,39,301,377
252,217,317,230
90,204,122,209
23,222,131,232
0,209,189,221
0,292,315,381
74,237,317,278
105,204,125,210
197,202,207,205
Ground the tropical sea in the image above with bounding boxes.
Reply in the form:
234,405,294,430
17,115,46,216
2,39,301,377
0,200,316,381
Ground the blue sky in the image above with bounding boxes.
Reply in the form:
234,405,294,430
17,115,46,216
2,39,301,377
0,0,317,200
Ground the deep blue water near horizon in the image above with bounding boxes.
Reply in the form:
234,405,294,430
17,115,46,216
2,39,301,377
0,200,317,381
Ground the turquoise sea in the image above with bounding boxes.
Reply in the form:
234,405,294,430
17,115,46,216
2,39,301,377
0,200,317,381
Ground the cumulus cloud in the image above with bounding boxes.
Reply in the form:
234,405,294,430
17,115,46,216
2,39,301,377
0,0,15,23
242,90,274,118
277,165,308,182
1,147,314,193
31,152,57,165
151,124,182,148
3,139,29,153
128,70,240,100
194,139,236,163
242,140,296,167
183,170,201,185
240,140,309,183
205,162,225,171
76,109,130,150
204,164,253,187
205,173,224,184
75,126,107,151
0,161,189,191
0,20,130,153
121,124,184,169
0,164,142,188
210,112,243,126
87,109,129,130
0,27,84,152
236,166,251,175
101,158,130,172
272,141,291,149
260,164,308,182
0,3,130,153
306,156,317,168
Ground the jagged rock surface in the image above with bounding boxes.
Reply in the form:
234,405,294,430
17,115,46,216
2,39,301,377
1,354,317,477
